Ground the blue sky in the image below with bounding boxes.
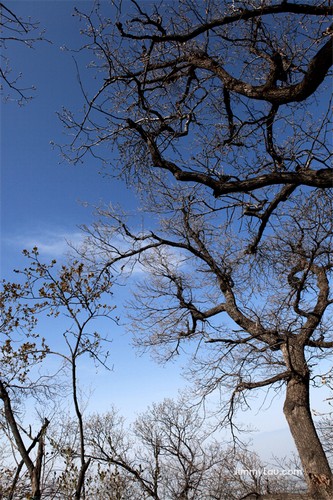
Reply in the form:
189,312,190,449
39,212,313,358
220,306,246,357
1,1,137,273
1,0,189,425
1,0,331,462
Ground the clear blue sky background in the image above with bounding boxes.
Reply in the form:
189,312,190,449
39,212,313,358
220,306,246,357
1,0,331,461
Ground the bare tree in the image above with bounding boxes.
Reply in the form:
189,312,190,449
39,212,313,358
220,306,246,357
79,398,306,499
60,1,333,497
0,249,115,498
316,374,333,463
80,186,332,498
0,260,51,499
132,398,223,499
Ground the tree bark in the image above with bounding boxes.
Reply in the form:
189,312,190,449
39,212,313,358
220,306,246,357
30,473,41,500
281,342,332,499
0,381,48,500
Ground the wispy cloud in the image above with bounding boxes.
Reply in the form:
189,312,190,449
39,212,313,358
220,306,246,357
4,229,85,259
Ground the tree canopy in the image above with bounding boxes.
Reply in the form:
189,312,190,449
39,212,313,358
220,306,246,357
61,1,333,497
1,1,332,498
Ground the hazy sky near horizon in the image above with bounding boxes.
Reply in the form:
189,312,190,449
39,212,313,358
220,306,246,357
1,0,331,462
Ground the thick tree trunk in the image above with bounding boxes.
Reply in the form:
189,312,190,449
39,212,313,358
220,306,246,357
31,472,41,500
281,342,332,499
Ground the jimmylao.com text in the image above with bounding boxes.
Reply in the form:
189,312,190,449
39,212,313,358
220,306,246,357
235,468,303,477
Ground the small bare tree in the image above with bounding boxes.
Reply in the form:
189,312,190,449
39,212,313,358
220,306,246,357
0,249,115,498
79,398,305,499
0,261,51,499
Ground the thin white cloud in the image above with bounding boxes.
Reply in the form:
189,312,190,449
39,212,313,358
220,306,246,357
4,229,85,258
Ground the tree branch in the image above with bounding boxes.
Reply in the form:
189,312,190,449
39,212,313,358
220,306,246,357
116,3,333,43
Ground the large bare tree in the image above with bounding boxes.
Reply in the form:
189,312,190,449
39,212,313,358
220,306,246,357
61,1,333,498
